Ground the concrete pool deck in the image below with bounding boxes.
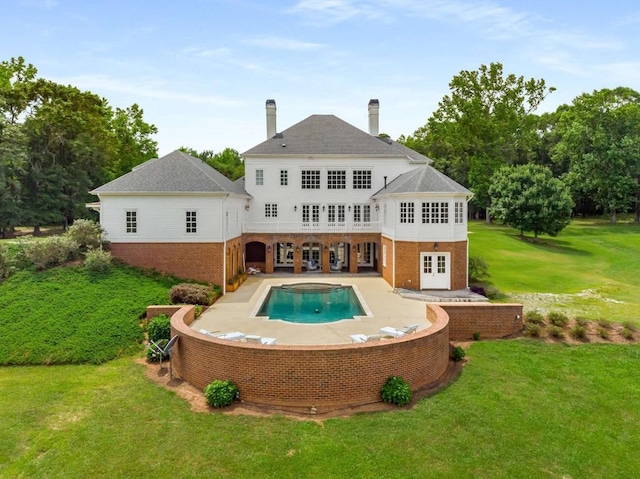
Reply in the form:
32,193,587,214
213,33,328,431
191,275,436,345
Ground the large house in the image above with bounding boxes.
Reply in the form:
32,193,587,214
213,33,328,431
91,100,472,293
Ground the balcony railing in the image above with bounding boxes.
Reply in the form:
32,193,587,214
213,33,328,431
243,221,381,234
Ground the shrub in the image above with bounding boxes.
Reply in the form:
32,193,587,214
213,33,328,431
597,327,610,340
575,317,590,327
597,318,612,329
484,284,503,300
451,345,466,361
570,324,587,340
469,285,487,297
204,380,239,408
472,332,481,341
0,244,12,279
622,328,634,340
524,323,542,337
525,310,544,325
622,321,637,332
24,236,80,270
146,338,169,362
66,219,103,250
548,325,564,339
84,248,112,272
468,256,490,282
169,283,212,305
381,376,412,407
148,314,171,342
547,311,569,327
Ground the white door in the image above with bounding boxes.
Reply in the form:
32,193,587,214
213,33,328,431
420,252,450,290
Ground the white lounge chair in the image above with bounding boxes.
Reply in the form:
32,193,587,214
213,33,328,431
260,337,277,345
199,328,216,337
215,331,245,341
306,259,319,271
379,323,419,338
245,335,277,345
330,259,343,272
350,333,381,343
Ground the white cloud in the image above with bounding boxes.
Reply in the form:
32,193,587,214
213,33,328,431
596,62,640,84
288,0,385,25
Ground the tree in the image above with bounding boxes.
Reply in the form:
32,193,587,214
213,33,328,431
401,62,555,220
553,87,640,224
488,164,573,238
180,147,244,180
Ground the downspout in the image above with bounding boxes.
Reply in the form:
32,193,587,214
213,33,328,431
466,195,472,289
392,197,397,289
222,195,228,295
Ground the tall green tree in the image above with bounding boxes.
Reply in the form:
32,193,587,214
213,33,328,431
488,164,573,238
401,62,554,220
180,147,244,180
553,87,640,224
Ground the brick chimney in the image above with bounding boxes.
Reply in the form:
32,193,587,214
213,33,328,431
266,99,277,138
368,99,379,136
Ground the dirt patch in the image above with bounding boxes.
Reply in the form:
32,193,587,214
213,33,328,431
138,357,464,421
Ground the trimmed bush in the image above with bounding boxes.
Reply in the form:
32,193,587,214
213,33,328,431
548,325,564,339
451,345,466,361
84,249,112,272
524,323,542,337
148,314,171,342
472,332,481,341
525,310,544,325
381,376,412,407
470,285,487,297
204,380,239,408
169,283,212,305
468,256,490,282
24,236,80,270
570,324,587,340
66,219,103,250
547,311,569,327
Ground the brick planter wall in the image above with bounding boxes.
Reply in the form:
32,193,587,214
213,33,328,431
169,304,450,413
440,302,523,340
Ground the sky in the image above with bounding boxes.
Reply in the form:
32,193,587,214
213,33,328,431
3,0,640,157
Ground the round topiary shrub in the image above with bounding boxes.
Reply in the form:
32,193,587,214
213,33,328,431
169,283,212,305
204,380,239,408
451,345,466,361
148,314,171,342
381,376,412,407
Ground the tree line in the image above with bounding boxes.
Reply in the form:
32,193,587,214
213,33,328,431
400,62,640,232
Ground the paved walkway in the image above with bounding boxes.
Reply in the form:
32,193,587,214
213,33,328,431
191,275,482,345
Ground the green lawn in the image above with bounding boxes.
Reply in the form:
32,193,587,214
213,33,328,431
1,341,639,478
0,264,180,365
469,218,640,323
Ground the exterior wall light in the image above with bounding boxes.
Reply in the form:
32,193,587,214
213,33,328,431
434,242,439,251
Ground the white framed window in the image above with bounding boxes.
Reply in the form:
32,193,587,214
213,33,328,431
280,169,288,186
353,204,370,223
327,170,346,189
301,170,320,189
422,202,448,224
328,204,345,223
265,203,278,218
256,169,264,186
455,201,465,223
186,211,197,233
440,202,449,223
126,210,137,233
400,202,414,223
302,205,310,223
352,170,371,189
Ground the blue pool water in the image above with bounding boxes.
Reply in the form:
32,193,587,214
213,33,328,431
257,283,365,323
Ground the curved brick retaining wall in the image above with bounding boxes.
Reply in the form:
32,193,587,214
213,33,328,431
169,304,451,413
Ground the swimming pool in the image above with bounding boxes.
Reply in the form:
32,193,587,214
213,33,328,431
256,283,366,323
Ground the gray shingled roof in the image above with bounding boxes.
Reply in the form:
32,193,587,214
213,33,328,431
243,115,430,162
91,150,248,195
372,165,472,196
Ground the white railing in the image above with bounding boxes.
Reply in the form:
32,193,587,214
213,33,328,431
243,221,381,234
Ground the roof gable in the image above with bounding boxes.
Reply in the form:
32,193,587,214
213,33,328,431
243,115,430,161
91,150,248,195
373,165,472,196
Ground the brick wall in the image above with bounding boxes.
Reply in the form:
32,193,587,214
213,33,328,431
111,242,225,285
394,240,467,290
439,302,523,340
170,304,450,413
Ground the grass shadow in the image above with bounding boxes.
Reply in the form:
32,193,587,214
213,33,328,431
507,234,592,257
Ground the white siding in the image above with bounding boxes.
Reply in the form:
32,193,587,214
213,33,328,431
391,196,468,242
99,195,226,243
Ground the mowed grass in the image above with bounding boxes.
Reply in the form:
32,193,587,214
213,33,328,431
1,341,639,478
0,264,180,365
469,218,640,323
